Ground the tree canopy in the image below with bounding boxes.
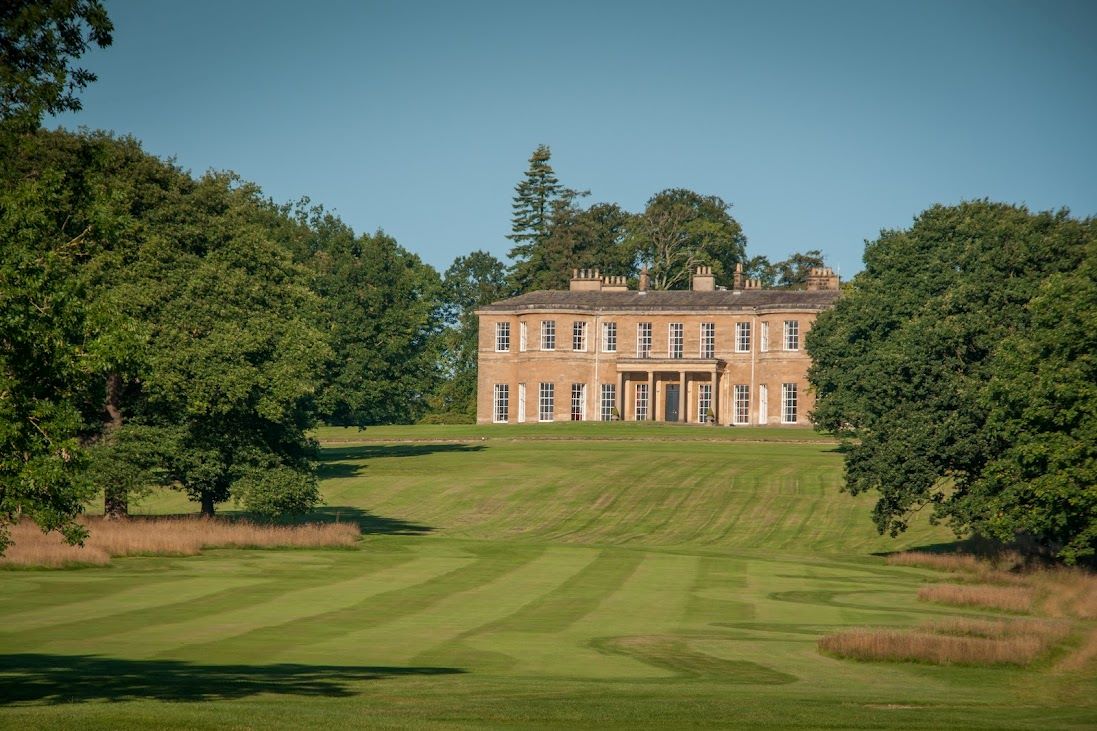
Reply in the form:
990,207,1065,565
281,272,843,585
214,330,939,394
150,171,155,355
807,201,1096,562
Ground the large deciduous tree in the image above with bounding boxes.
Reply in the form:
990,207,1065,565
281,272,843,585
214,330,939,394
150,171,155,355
0,0,113,132
807,201,1096,562
628,189,747,290
430,251,509,420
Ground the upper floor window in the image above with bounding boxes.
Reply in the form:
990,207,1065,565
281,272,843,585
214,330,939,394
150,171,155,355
637,322,652,357
700,323,715,359
784,320,799,351
602,321,617,352
541,320,556,350
735,322,751,353
760,322,769,352
519,322,528,351
495,322,510,352
572,321,587,351
669,323,684,358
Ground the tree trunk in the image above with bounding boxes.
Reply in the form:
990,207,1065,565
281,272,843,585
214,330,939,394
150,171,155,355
200,492,216,518
102,372,128,520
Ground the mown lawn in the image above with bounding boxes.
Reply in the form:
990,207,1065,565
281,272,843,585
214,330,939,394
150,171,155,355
1,424,1093,729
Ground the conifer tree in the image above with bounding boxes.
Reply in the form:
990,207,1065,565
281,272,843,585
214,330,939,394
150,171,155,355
507,145,562,261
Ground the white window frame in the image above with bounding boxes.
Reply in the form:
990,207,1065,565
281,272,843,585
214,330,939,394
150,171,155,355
570,383,586,421
735,322,751,353
495,321,510,352
572,321,587,352
733,384,750,425
602,321,617,352
760,322,769,352
781,382,798,424
784,320,799,351
637,322,652,358
758,384,768,425
541,320,556,351
539,382,555,422
517,383,527,423
700,322,715,359
493,384,509,423
635,383,649,421
697,382,712,423
669,322,684,359
600,384,616,421
519,322,528,352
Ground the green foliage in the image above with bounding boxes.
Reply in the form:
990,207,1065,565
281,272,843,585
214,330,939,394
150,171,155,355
807,201,1096,561
744,250,827,288
232,465,322,519
974,239,1097,562
0,0,113,131
507,144,562,256
430,251,508,419
628,188,747,290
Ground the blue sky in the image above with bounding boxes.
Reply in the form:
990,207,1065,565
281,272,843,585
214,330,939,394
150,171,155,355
53,0,1097,278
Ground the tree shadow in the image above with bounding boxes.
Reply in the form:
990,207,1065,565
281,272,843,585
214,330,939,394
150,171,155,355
306,506,434,536
0,654,464,704
318,443,485,479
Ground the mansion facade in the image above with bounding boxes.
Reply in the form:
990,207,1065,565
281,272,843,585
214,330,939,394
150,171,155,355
475,265,840,426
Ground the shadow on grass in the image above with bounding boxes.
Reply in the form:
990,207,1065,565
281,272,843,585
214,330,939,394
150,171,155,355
0,654,464,704
318,443,485,479
307,506,433,536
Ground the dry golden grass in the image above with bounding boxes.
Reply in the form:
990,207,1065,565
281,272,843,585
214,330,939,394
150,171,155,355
885,551,984,573
819,628,1049,666
920,617,1070,643
1,517,361,568
917,582,1035,613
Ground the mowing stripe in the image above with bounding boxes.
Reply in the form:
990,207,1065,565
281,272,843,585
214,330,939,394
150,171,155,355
475,549,644,634
294,545,599,664
30,554,464,659
164,543,551,664
0,576,267,635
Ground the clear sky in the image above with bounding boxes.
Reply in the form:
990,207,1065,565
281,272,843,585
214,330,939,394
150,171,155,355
51,0,1097,278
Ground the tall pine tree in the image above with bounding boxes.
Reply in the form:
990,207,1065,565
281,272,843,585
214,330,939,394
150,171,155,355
507,144,562,264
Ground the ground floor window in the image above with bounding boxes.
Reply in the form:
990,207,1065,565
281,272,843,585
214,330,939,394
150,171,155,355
758,384,768,425
539,383,555,422
734,384,750,425
571,383,586,421
781,383,798,423
635,383,649,421
697,382,712,423
601,384,616,421
493,384,509,423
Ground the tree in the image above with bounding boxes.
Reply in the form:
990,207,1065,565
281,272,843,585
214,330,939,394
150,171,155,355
0,0,113,551
807,201,1095,562
741,250,827,288
0,0,113,132
507,144,562,253
628,189,747,290
430,251,508,420
509,199,635,292
973,239,1097,563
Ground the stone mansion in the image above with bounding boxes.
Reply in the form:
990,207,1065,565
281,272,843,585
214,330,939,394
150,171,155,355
475,265,840,426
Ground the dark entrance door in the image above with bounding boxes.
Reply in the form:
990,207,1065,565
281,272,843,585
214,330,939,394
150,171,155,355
665,384,680,422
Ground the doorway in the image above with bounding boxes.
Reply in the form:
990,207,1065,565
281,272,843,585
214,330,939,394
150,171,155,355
665,383,680,422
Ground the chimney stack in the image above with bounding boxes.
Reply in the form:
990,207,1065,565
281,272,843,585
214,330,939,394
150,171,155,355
691,265,715,291
805,266,840,291
733,262,744,290
638,268,650,292
569,268,603,291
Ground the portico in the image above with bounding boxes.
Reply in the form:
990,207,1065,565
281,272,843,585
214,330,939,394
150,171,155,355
616,358,721,423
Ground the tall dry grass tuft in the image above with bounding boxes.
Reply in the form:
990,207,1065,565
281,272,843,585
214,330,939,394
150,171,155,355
1,517,360,569
886,551,984,573
819,628,1049,666
917,583,1034,613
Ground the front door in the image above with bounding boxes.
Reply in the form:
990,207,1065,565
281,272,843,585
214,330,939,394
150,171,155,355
665,384,680,422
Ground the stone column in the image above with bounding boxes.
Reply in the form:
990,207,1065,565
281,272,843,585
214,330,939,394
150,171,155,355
647,370,655,422
711,368,719,425
678,371,686,423
617,371,625,420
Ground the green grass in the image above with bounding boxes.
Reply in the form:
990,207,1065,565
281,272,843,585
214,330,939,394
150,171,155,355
1,424,1093,729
